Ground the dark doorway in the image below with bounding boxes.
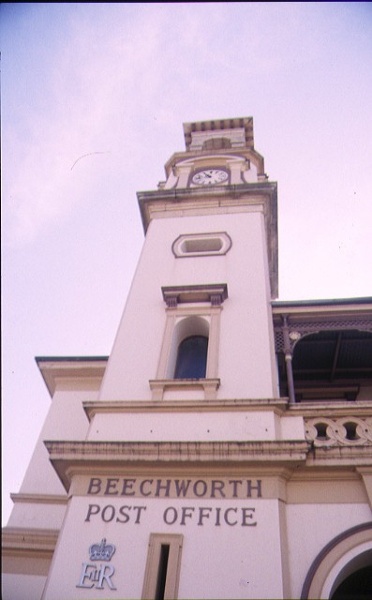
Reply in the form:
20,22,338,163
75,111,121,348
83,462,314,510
331,565,372,600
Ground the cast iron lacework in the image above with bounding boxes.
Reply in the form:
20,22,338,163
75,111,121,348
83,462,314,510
274,318,372,353
274,316,372,402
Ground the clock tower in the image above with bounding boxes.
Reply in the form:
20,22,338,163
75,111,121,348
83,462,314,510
5,117,370,600
98,117,279,403
40,118,289,600
162,117,268,189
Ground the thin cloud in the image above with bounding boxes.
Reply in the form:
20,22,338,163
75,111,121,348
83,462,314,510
70,151,111,171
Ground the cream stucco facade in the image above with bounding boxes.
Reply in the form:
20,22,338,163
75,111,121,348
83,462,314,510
3,117,372,599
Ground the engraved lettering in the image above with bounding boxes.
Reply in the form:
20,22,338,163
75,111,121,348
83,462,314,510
87,478,102,495
174,479,192,497
241,507,257,526
211,480,226,498
139,479,153,496
229,480,243,497
121,479,136,496
133,506,147,524
163,506,177,524
85,504,100,522
193,480,208,497
84,477,264,499
105,478,119,495
198,507,213,525
116,505,131,523
155,479,171,497
224,508,238,526
180,506,195,525
101,505,115,523
247,480,262,498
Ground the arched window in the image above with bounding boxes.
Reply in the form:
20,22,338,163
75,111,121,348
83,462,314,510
174,335,208,379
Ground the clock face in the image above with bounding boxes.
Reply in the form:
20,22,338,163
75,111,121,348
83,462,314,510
192,169,229,186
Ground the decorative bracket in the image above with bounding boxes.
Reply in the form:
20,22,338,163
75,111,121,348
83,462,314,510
162,284,228,308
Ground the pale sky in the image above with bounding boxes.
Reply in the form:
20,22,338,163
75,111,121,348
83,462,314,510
2,2,372,524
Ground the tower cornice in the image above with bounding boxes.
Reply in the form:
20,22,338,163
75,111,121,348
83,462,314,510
183,117,254,150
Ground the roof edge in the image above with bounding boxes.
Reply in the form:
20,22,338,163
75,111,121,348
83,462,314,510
272,297,372,308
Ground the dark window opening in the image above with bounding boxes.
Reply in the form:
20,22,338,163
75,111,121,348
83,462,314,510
331,565,372,600
174,335,208,379
315,422,329,440
155,544,170,600
277,329,372,401
344,421,359,441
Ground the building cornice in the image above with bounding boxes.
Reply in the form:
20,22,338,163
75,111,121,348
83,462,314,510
288,401,372,418
183,117,254,150
36,357,108,396
272,297,372,310
45,440,310,491
306,444,372,466
272,299,372,321
137,182,277,231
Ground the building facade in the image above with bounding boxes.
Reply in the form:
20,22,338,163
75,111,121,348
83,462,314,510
2,117,372,599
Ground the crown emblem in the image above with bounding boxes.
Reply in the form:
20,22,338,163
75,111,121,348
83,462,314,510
89,538,116,561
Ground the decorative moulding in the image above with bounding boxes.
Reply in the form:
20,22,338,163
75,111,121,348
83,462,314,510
172,232,232,258
161,284,228,308
149,378,220,401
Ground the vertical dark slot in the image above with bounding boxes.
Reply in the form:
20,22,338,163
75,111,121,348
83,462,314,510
155,544,170,600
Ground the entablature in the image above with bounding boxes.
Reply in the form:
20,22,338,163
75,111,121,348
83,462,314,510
45,439,310,492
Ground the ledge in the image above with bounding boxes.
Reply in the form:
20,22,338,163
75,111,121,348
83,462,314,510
45,440,310,491
2,527,59,553
288,400,372,418
83,397,289,420
149,378,220,400
10,493,68,506
307,444,372,466
2,527,59,573
36,357,108,396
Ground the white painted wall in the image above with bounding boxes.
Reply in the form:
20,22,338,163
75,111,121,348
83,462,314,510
42,496,286,600
99,211,278,401
7,503,67,530
2,574,47,600
19,388,94,495
285,502,372,598
7,386,97,529
87,411,305,442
